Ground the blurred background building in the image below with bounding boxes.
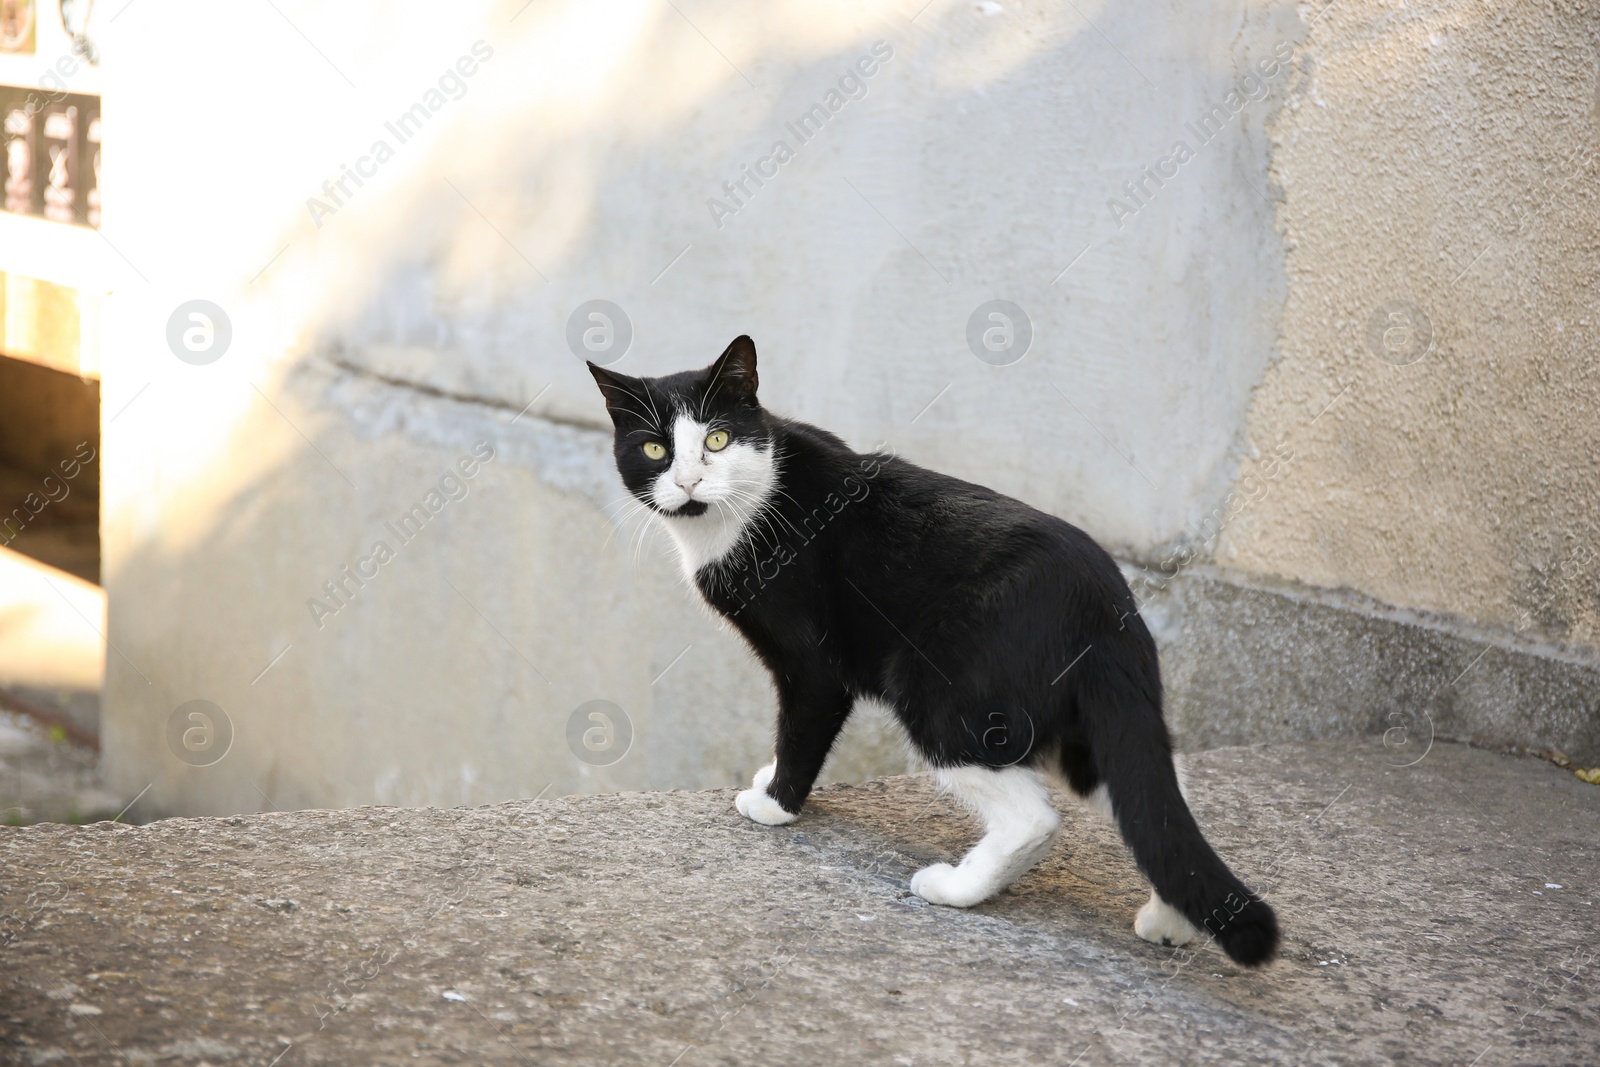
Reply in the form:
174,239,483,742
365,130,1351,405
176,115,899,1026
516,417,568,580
0,0,1594,818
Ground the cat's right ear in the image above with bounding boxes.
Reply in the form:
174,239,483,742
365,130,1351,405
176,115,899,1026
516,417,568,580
587,362,643,422
705,335,759,405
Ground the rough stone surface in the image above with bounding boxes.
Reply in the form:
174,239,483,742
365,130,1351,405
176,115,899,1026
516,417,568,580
3,738,1596,1065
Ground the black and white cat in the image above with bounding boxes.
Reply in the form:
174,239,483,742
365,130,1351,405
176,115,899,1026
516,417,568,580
588,337,1280,967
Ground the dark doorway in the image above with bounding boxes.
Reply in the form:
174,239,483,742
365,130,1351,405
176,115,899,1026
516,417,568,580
0,354,99,584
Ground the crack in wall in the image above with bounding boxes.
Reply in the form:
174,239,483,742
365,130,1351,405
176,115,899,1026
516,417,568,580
325,356,611,436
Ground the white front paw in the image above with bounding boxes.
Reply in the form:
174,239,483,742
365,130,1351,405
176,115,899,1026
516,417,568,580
910,862,988,908
750,761,776,791
736,786,796,826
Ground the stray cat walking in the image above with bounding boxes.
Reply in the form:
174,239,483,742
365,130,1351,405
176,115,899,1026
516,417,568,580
589,337,1280,966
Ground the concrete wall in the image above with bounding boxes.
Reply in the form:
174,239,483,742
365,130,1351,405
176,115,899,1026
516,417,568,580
1219,0,1600,652
86,0,1598,815
1192,0,1600,763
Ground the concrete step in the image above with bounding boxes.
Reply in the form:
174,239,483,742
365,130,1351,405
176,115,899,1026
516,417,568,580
0,738,1595,1065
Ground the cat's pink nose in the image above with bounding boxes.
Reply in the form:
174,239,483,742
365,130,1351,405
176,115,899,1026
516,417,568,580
676,475,701,497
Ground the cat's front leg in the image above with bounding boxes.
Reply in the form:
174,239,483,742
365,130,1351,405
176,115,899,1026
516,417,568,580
736,761,793,825
735,681,852,826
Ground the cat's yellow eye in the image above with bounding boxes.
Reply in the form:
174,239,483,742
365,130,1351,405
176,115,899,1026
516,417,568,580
705,430,730,452
642,441,667,460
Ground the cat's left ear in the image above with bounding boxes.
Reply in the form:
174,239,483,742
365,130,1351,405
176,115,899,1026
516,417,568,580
587,362,646,423
704,335,759,405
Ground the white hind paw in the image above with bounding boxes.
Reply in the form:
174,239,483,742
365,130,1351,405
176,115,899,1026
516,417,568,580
910,862,994,908
1135,891,1200,947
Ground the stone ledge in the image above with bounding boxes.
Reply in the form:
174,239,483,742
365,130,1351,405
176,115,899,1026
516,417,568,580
2,738,1596,1066
1142,566,1600,763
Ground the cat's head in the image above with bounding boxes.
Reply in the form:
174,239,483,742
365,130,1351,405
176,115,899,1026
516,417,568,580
587,336,774,518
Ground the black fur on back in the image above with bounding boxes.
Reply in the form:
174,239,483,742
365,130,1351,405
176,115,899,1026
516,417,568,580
589,337,1280,967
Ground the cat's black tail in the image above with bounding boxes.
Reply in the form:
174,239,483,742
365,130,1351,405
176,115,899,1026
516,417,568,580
1082,661,1280,968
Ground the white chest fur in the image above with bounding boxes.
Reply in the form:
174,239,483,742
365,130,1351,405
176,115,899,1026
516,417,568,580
659,505,757,579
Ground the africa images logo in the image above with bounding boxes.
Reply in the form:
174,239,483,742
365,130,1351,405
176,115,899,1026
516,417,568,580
1106,41,1294,229
305,41,494,228
706,41,894,229
306,442,495,629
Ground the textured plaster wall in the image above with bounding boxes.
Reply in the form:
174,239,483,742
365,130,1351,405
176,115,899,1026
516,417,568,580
93,0,1596,815
1215,0,1600,661
325,0,1297,553
96,0,1307,814
102,361,891,812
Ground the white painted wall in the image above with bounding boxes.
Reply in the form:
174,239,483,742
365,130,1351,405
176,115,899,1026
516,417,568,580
90,0,1597,815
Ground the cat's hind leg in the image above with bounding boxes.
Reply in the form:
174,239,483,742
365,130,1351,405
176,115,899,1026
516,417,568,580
1135,889,1201,947
1050,747,1187,824
1052,742,1200,946
910,765,1060,908
1052,740,1115,823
